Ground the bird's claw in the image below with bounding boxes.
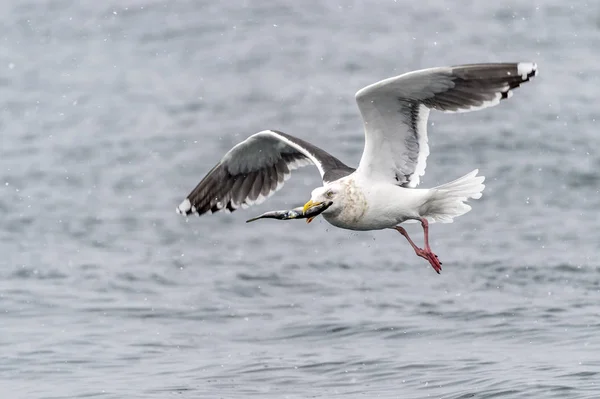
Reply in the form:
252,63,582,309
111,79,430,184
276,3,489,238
415,248,443,274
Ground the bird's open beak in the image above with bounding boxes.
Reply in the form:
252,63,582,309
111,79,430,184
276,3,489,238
303,199,323,224
303,200,322,214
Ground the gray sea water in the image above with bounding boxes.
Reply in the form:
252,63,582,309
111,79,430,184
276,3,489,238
2,0,600,397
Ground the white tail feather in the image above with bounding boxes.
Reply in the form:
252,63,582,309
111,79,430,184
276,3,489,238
420,169,485,223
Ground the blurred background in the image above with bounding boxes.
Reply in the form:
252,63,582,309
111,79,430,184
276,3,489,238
1,0,599,398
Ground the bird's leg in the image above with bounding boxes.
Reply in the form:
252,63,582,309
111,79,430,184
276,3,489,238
418,218,442,273
393,223,443,274
420,218,433,252
393,226,421,252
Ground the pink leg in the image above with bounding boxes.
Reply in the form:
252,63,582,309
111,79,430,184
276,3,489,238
420,218,433,252
393,219,443,274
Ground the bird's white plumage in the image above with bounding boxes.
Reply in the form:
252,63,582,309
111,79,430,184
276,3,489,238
442,91,503,114
409,104,430,187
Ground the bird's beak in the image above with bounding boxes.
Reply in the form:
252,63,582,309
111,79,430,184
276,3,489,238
303,199,323,224
303,200,322,214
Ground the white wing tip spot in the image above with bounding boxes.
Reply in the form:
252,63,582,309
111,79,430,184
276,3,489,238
177,198,192,215
517,62,537,80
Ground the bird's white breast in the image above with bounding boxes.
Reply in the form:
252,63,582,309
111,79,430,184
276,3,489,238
323,177,368,230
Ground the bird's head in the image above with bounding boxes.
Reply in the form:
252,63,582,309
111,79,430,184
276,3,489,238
302,182,344,223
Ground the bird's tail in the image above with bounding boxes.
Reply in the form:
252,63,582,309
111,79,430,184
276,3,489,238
420,169,485,223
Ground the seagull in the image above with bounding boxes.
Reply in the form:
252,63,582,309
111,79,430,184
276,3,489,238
176,62,537,273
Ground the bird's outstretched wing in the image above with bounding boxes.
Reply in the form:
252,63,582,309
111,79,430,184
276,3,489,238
176,129,354,216
355,62,538,187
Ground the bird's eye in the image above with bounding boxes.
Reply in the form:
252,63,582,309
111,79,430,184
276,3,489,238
326,191,333,198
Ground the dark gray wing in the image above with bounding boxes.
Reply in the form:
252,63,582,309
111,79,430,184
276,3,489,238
355,62,538,187
176,129,354,216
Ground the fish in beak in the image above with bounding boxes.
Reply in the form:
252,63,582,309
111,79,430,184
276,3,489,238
245,201,333,224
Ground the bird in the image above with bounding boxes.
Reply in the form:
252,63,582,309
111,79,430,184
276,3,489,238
176,62,538,273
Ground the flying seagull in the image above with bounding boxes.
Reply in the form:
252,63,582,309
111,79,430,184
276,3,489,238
177,62,537,273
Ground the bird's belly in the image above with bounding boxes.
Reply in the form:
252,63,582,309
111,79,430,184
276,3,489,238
323,208,402,231
323,214,377,231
